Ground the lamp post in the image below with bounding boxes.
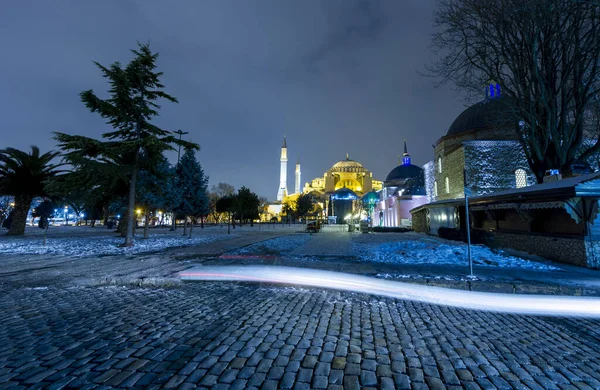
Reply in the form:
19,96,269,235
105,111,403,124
64,206,69,226
173,129,189,163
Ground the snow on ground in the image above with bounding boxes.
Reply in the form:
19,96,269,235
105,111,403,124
352,233,560,271
0,233,234,257
229,234,311,255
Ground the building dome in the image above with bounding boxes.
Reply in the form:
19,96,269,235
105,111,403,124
385,164,423,182
361,191,379,205
331,155,367,172
331,187,358,200
446,96,513,137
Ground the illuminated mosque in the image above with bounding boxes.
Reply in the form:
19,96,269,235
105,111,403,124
302,154,383,198
270,136,430,225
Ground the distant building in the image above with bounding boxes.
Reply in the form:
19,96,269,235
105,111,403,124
373,141,428,227
303,154,383,198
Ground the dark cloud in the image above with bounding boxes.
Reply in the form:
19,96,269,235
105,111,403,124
0,0,468,200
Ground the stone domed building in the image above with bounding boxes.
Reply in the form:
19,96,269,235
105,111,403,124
427,83,535,202
373,141,428,227
303,154,383,198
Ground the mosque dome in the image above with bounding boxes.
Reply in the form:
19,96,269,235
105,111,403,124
385,164,423,182
446,96,513,137
331,187,359,200
331,155,368,172
361,191,379,204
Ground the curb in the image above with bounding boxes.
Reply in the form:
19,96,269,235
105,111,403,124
423,279,600,296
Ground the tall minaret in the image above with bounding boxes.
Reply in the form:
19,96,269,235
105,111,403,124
277,136,288,201
295,155,301,194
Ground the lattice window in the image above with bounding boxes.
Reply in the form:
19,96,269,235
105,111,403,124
445,177,450,193
515,169,527,188
434,181,438,197
438,157,442,173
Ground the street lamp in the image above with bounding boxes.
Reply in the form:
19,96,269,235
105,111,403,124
64,206,69,226
173,129,189,163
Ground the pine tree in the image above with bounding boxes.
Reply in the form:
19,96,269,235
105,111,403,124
137,154,174,238
55,43,198,246
173,148,209,238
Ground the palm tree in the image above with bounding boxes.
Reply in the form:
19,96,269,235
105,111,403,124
0,146,62,235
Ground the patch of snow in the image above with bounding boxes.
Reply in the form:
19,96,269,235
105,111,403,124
0,234,234,257
353,240,560,271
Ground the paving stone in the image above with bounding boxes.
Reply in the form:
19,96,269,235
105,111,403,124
361,370,378,386
0,275,598,390
296,368,313,383
343,375,361,390
280,372,296,389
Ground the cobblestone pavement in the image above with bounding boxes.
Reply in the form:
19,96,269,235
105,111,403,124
1,283,600,389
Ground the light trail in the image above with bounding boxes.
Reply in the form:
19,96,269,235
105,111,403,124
180,266,600,318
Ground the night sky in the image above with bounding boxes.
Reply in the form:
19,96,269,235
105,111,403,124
0,0,468,200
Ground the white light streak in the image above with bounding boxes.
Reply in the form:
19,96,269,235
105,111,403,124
180,266,600,318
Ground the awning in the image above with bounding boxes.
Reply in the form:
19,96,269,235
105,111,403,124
470,201,564,212
469,199,599,224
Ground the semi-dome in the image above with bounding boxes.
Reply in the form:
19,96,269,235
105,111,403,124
447,96,513,137
385,164,423,182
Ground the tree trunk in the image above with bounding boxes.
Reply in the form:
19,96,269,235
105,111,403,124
123,150,140,247
170,211,177,231
118,213,128,237
143,209,150,239
183,217,188,236
103,205,109,226
188,219,193,239
227,213,231,234
7,194,33,235
201,216,204,228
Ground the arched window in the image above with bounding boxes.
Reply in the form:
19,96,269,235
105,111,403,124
445,177,450,193
434,181,438,197
515,169,527,188
438,157,442,173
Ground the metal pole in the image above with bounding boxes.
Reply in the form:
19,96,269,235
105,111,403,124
465,194,473,277
463,168,473,277
173,129,189,163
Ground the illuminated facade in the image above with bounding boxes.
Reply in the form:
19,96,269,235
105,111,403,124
373,141,428,227
303,154,383,198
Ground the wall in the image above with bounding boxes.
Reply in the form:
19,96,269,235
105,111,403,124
411,208,428,233
433,146,465,201
463,140,535,196
584,241,600,269
491,231,590,267
424,161,435,203
429,206,459,235
374,196,428,228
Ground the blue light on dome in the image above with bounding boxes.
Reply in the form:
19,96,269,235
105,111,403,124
402,156,411,166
